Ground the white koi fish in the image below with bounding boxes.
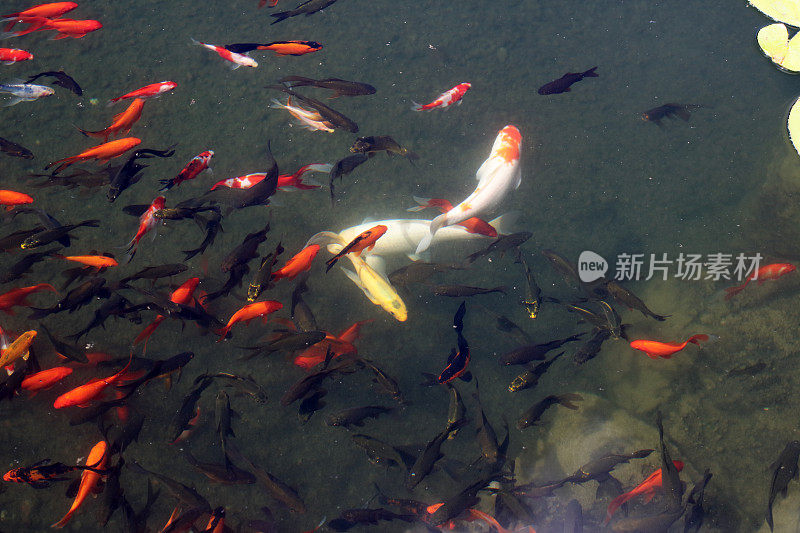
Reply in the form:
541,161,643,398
307,213,514,261
414,125,522,255
270,97,334,132
0,82,54,106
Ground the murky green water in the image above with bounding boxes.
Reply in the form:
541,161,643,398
2,0,800,531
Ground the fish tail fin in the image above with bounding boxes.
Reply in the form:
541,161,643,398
411,101,424,111
604,492,631,525
305,231,345,249
407,196,431,212
133,317,164,346
270,11,292,24
584,66,599,77
415,213,446,255
158,178,175,192
724,284,746,300
687,334,711,346
74,125,105,139
216,325,232,342
487,212,519,235
324,256,340,273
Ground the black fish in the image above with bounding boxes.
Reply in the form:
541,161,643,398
168,376,213,443
606,280,669,321
464,232,533,265
656,411,684,510
573,327,611,365
766,441,800,531
280,75,376,97
29,277,106,319
238,330,326,360
39,323,87,364
351,434,413,469
473,378,508,466
437,301,471,383
328,153,369,204
67,293,133,341
221,225,269,273
182,211,223,261
119,263,188,284
350,135,417,161
499,333,584,366
642,103,703,127
20,219,99,249
0,248,58,284
0,136,34,158
184,450,256,485
107,146,176,202
508,351,564,392
13,207,71,246
128,461,211,512
519,253,542,319
405,419,464,490
291,275,317,331
432,284,506,297
538,66,598,95
564,499,583,533
517,393,583,429
270,0,340,25
248,242,283,301
684,469,712,533
562,449,654,484
542,249,580,287
0,227,44,252
25,71,82,95
298,388,326,423
326,405,393,429
209,372,268,403
212,145,278,209
203,263,249,302
328,508,414,531
225,441,306,513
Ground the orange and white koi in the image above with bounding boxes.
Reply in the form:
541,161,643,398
725,262,796,300
408,196,497,237
0,48,33,63
124,196,165,262
415,125,521,254
76,98,144,142
217,300,283,342
271,244,320,282
109,81,176,104
45,137,141,174
210,163,330,192
0,189,33,210
270,97,334,132
0,283,56,315
411,82,471,111
51,440,108,528
192,39,258,68
160,150,214,191
629,334,713,359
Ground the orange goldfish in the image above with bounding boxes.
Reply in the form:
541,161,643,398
725,262,796,300
21,366,72,392
630,334,712,359
217,300,283,341
51,440,108,528
0,284,56,315
77,98,144,141
604,461,684,524
45,137,141,174
53,356,133,408
271,244,320,282
0,189,33,210
293,320,370,370
134,277,200,346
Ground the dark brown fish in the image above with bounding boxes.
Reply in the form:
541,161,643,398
280,356,356,406
168,376,213,443
221,225,269,273
767,441,800,531
538,67,598,95
280,75,376,97
25,71,82,96
542,249,580,286
210,372,268,403
239,330,326,359
29,168,111,191
184,450,255,484
225,442,306,513
464,232,533,265
499,333,583,366
474,379,507,466
328,508,414,531
516,393,583,429
128,461,211,512
39,323,87,364
0,136,34,158
642,103,703,126
119,263,188,284
248,242,283,301
405,419,464,490
291,275,318,331
350,135,418,161
432,284,506,297
508,351,563,392
519,253,542,319
267,85,358,132
29,277,106,319
351,434,412,469
727,361,767,377
20,219,99,249
0,227,45,252
388,261,456,287
0,247,58,284
270,0,340,24
328,153,370,204
326,405,393,429
562,449,653,484
610,506,685,533
362,359,405,404
606,280,669,321
573,327,612,365
107,146,176,203
298,388,326,423
182,211,223,261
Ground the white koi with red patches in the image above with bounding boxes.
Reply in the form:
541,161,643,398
192,39,257,69
415,125,522,254
412,82,471,111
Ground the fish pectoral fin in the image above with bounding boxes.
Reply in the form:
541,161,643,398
341,267,379,304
